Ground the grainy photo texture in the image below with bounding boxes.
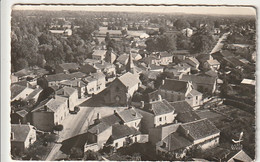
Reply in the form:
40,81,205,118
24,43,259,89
10,5,256,161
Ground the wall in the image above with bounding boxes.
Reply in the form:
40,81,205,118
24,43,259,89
135,109,154,133
104,80,128,105
124,119,141,130
97,126,112,149
12,88,34,101
159,89,186,102
84,143,99,152
154,112,176,127
68,91,78,111
24,127,37,148
32,112,54,132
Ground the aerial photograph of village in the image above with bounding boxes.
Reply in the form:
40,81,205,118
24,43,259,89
9,5,256,161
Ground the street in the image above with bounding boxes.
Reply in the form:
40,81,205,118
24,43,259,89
45,97,94,161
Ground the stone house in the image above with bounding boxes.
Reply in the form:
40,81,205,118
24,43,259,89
56,86,78,111
11,123,37,153
82,72,106,95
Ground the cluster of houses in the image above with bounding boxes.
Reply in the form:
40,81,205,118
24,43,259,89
10,23,255,160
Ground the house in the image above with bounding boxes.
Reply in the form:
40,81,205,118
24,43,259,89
164,63,191,79
141,55,161,66
173,50,191,61
156,118,220,159
158,51,173,65
178,118,220,149
56,86,78,111
85,107,143,151
11,110,29,124
11,74,19,83
117,53,142,66
104,50,117,64
55,63,80,74
92,50,107,60
82,72,106,95
106,124,141,149
60,79,86,99
184,57,200,71
241,78,256,86
170,101,201,122
158,79,202,108
11,84,34,101
43,72,87,88
25,86,43,102
31,96,68,132
204,59,220,71
181,28,193,37
103,72,141,106
181,74,217,94
11,124,37,153
136,98,177,133
80,61,116,77
225,150,253,162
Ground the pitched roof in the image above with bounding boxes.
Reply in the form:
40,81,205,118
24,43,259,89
170,101,193,113
14,69,33,77
82,72,106,83
144,99,175,116
16,110,28,118
69,72,87,78
88,122,111,135
11,84,29,99
180,118,220,141
176,111,201,123
142,71,161,80
160,79,188,93
241,79,256,86
206,59,220,65
100,114,122,126
162,132,193,151
110,124,141,140
57,63,80,71
186,57,200,65
56,86,77,97
117,54,129,65
188,89,203,96
181,75,216,85
11,124,35,142
92,50,107,57
118,72,140,89
226,150,253,162
204,70,218,78
45,73,71,82
160,51,172,57
60,79,86,87
32,97,66,113
117,108,143,123
25,87,43,100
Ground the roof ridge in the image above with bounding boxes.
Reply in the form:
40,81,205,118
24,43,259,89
181,118,207,126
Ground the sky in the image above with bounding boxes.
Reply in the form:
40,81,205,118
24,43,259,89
12,5,256,16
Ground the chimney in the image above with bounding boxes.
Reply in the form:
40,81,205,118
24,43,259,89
158,95,162,101
140,101,144,108
161,80,165,85
186,130,189,135
44,105,48,111
97,113,101,120
96,127,99,135
77,81,81,87
26,82,30,88
114,110,117,115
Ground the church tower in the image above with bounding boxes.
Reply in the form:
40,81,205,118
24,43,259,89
126,53,136,74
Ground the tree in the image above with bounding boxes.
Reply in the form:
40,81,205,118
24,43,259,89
121,29,128,36
190,32,215,54
159,27,166,35
53,124,64,135
83,150,99,160
44,134,58,144
70,147,83,159
24,141,48,160
174,19,190,30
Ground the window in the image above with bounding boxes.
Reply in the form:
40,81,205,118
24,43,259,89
159,117,162,121
115,142,118,147
196,96,198,100
165,116,167,120
135,137,137,142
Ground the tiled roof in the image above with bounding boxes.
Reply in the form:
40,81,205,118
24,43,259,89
82,72,105,83
144,99,175,116
142,71,160,80
11,84,29,99
181,75,216,85
226,150,253,162
94,61,115,70
11,124,35,142
206,59,220,65
100,114,122,126
60,79,86,87
57,63,79,71
88,122,111,135
25,87,43,100
176,111,201,123
16,110,28,118
14,69,33,77
45,73,71,82
117,54,129,65
32,97,66,113
188,89,202,96
160,51,172,57
204,70,218,78
118,72,141,89
186,57,200,65
162,132,192,151
170,101,193,113
56,86,77,97
69,72,87,78
111,124,141,140
180,118,220,141
117,108,142,123
160,79,188,93
92,50,107,56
